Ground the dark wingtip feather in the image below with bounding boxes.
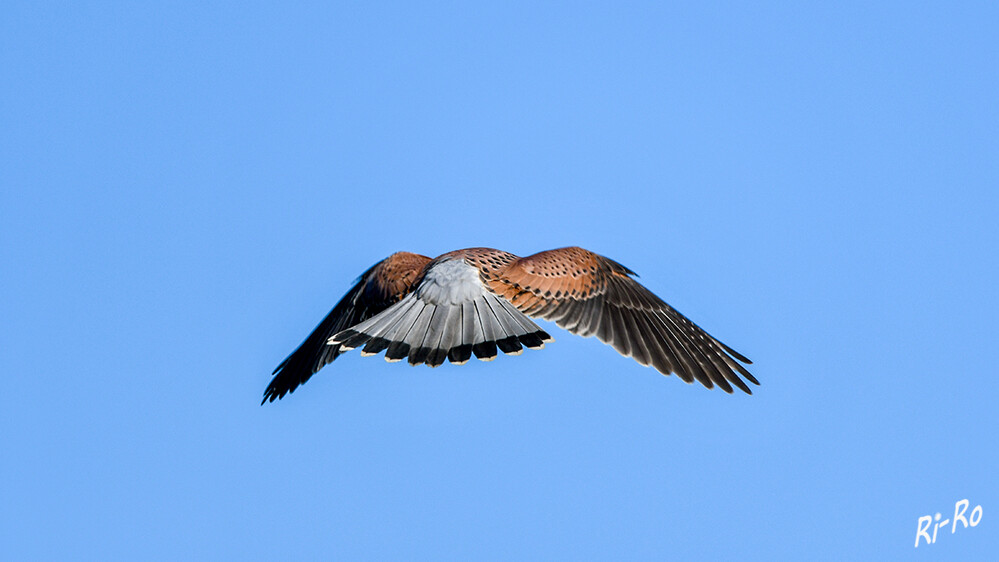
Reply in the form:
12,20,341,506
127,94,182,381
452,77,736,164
517,332,545,349
385,342,411,361
728,375,752,394
340,330,371,350
715,376,734,393
270,359,287,377
496,336,522,354
330,329,357,346
426,348,449,367
409,346,432,366
448,344,473,364
362,337,391,355
472,341,497,360
261,374,295,405
262,342,346,405
717,340,752,364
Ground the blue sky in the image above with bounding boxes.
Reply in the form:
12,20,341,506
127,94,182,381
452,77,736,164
2,1,996,559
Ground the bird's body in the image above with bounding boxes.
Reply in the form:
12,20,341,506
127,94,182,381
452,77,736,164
263,247,757,403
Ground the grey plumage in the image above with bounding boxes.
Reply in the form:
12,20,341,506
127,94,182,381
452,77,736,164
330,292,551,367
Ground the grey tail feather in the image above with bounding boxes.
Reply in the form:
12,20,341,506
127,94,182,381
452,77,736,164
330,292,551,367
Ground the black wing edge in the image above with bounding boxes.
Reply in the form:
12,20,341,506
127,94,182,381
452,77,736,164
262,262,390,404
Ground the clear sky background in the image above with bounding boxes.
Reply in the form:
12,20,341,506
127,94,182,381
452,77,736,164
3,2,996,560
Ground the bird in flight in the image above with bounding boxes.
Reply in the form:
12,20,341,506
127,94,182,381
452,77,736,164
263,247,756,403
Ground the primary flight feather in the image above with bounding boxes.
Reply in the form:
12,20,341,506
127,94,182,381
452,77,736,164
263,247,756,403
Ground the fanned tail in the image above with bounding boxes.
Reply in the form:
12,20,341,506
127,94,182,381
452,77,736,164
329,292,553,367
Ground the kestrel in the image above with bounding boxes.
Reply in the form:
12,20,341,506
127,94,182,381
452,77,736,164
263,247,756,403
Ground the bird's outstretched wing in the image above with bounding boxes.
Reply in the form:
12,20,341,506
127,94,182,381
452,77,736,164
484,247,758,393
262,251,431,403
